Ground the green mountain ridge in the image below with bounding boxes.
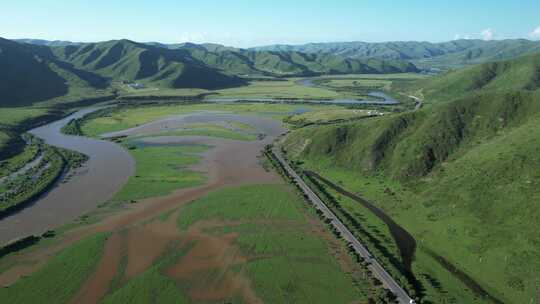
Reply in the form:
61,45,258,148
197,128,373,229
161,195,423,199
0,37,108,107
52,39,246,90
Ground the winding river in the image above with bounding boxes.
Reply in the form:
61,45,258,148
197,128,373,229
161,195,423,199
0,107,287,245
0,108,135,245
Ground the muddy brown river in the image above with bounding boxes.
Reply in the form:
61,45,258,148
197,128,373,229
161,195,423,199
0,108,135,245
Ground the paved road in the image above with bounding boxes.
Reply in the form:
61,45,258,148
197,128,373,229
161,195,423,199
272,148,414,304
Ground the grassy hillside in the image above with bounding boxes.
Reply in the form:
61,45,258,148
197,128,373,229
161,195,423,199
49,39,417,90
208,49,417,76
255,39,540,70
412,52,540,102
283,54,540,303
0,37,112,108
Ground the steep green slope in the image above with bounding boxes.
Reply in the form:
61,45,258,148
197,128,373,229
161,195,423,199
0,38,113,159
0,38,68,106
0,38,110,107
284,54,540,303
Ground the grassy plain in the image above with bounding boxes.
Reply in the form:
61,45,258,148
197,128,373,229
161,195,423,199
133,123,257,142
118,86,208,98
177,184,370,303
110,144,208,204
0,233,108,304
102,255,190,304
211,78,340,99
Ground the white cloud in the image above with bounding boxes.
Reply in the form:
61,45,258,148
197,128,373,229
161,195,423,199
530,26,540,39
480,28,493,41
176,32,208,44
454,34,472,40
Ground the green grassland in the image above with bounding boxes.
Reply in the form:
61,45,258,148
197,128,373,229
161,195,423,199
118,86,208,98
177,184,371,303
0,233,108,304
102,252,190,304
37,185,376,304
310,73,427,99
137,128,256,142
110,143,207,204
128,122,258,142
285,153,497,303
211,78,341,100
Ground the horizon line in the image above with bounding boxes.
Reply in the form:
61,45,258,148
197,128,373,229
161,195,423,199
6,36,539,49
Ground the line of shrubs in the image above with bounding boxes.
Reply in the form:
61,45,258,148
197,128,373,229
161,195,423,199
0,230,56,259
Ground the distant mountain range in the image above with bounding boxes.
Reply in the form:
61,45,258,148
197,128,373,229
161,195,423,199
14,39,82,47
4,37,540,107
16,38,540,70
1,38,419,106
253,39,540,69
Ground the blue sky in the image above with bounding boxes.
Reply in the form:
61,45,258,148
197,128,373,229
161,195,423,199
2,1,539,47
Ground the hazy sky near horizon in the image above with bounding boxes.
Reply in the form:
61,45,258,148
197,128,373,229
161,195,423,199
2,1,540,47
